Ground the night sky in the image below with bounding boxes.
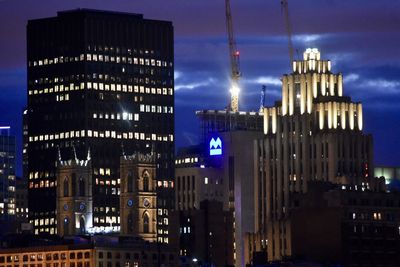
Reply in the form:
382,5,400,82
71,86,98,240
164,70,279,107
0,0,399,176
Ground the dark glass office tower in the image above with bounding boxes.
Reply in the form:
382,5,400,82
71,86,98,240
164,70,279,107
0,127,16,220
26,9,174,242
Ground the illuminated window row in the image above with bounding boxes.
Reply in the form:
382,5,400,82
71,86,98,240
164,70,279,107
94,206,117,213
93,216,120,224
95,178,119,186
29,171,52,180
140,104,173,114
34,227,56,235
29,54,172,67
156,180,174,188
175,157,198,165
56,93,69,102
29,130,174,143
93,112,139,121
87,82,173,96
16,207,29,213
29,180,55,189
94,168,112,176
29,82,83,95
29,82,173,96
33,217,56,227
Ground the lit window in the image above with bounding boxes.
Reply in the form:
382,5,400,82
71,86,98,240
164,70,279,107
204,177,208,184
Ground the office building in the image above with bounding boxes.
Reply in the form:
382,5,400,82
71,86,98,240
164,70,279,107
255,48,378,262
26,9,174,239
0,127,16,220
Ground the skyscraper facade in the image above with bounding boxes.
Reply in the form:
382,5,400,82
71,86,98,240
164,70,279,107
26,9,174,240
255,48,374,261
0,127,16,220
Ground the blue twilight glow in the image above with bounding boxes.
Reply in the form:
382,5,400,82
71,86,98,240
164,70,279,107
209,137,222,156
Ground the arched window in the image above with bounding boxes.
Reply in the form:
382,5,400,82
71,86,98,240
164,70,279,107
143,213,149,233
63,177,69,197
127,171,133,192
79,177,85,197
127,213,133,233
72,173,76,196
79,216,85,234
143,171,149,192
64,217,69,236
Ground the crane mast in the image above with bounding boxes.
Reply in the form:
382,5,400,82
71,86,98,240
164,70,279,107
225,0,241,112
281,0,294,64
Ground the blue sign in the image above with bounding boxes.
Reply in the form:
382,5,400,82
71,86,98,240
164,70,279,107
209,137,222,156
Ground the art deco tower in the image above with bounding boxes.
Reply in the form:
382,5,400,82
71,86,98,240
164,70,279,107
26,9,174,241
255,48,373,260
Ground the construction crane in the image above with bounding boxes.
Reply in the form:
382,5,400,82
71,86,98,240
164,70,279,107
281,0,294,64
259,85,266,112
225,0,241,112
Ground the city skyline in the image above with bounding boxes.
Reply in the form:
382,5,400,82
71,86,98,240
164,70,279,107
1,0,400,176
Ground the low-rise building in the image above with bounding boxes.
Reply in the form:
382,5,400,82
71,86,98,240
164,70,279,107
0,236,178,267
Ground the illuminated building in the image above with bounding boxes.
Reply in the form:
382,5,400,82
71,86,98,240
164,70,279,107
0,236,178,267
0,127,16,221
254,48,388,263
26,9,174,238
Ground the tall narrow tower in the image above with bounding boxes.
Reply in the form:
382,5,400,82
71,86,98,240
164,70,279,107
120,153,157,242
56,151,93,236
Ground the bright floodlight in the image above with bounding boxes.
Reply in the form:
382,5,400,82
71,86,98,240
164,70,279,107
230,85,240,95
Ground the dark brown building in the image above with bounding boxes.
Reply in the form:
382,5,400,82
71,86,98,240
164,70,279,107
287,180,400,266
179,200,234,267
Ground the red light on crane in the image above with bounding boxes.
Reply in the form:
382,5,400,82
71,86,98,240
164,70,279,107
235,51,240,56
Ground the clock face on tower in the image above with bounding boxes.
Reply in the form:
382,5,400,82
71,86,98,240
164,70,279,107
127,199,133,207
143,198,151,208
63,204,68,211
79,202,86,211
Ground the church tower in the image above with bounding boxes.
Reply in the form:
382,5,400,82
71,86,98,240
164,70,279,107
56,148,93,236
120,153,157,242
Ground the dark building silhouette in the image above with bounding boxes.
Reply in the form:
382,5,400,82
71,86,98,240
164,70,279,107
0,127,16,220
26,9,174,242
178,200,234,267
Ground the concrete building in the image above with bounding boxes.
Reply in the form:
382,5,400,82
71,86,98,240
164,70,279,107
253,48,399,265
175,145,225,211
